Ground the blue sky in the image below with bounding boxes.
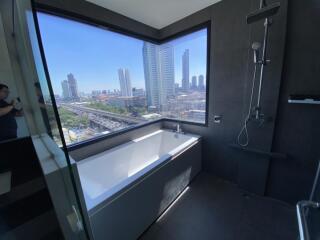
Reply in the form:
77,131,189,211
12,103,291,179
37,12,207,95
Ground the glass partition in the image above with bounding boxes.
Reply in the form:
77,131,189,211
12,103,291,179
0,0,90,239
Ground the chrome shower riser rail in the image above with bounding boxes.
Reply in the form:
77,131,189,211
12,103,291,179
296,200,320,240
256,18,270,118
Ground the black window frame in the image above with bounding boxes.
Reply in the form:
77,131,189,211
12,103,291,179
31,3,211,151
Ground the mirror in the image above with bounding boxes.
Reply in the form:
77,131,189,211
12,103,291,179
0,13,29,143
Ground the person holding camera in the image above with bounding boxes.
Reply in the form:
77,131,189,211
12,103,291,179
0,84,23,141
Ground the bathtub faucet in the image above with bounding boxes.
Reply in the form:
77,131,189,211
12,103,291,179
175,123,183,134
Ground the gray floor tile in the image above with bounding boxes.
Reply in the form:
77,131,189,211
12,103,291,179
139,172,298,240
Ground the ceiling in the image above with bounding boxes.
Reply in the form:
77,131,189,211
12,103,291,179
85,0,222,29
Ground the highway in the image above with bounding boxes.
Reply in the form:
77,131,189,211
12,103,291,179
61,103,146,127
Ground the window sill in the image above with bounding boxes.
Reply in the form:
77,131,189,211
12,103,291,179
66,118,207,151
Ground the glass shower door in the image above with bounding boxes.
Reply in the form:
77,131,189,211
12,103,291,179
297,161,320,240
12,0,89,239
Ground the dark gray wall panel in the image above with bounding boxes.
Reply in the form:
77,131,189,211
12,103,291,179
268,0,320,204
163,0,288,196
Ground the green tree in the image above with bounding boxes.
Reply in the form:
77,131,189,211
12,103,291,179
58,107,89,129
86,102,128,115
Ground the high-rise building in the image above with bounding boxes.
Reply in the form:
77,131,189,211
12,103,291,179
159,44,175,105
118,68,133,97
143,42,175,110
143,43,159,108
132,88,145,97
67,73,79,99
92,90,101,96
182,49,190,91
174,83,180,92
61,80,70,99
198,74,205,90
191,76,197,89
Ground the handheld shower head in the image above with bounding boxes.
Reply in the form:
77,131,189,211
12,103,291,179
252,42,261,64
252,42,261,50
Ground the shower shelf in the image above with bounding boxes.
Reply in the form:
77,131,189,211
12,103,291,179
229,144,287,159
288,95,320,105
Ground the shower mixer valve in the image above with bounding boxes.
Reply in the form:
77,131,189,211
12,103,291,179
255,59,271,65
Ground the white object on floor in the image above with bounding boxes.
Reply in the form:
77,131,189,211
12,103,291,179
0,171,12,195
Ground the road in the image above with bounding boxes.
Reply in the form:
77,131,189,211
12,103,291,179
61,103,147,126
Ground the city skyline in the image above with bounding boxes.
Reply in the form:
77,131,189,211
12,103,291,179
60,71,206,98
37,12,207,95
59,49,206,98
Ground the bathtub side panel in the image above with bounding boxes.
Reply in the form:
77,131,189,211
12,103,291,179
90,141,202,240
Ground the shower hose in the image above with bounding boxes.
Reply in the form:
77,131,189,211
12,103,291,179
237,64,258,147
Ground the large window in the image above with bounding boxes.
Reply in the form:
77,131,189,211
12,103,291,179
37,12,208,146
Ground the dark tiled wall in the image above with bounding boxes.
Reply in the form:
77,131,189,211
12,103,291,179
164,0,319,204
163,0,288,196
268,0,320,204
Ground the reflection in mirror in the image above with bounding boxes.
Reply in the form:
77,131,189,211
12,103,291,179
25,9,65,146
34,82,52,136
0,14,29,142
0,84,24,141
0,3,64,239
0,0,88,238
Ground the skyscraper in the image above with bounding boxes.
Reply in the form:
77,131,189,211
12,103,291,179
198,74,205,90
182,49,190,91
159,44,175,104
191,76,197,89
143,42,175,110
61,80,70,99
118,68,133,97
67,73,79,99
174,83,180,92
143,43,159,108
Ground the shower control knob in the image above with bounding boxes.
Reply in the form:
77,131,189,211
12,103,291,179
213,115,222,123
262,59,271,65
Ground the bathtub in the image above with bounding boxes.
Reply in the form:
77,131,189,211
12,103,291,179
76,129,202,240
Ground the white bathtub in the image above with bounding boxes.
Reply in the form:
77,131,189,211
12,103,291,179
77,129,199,211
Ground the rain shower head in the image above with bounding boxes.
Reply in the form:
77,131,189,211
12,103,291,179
246,2,280,24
